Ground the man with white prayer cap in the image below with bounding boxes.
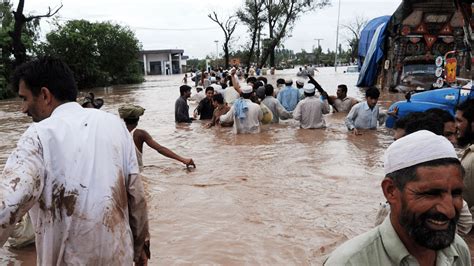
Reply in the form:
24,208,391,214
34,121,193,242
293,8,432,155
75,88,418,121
293,83,329,129
325,130,471,265
219,85,263,134
295,78,305,100
277,78,299,111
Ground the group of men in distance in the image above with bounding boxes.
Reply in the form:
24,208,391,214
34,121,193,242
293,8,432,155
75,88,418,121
173,67,386,134
177,64,474,265
1,56,473,265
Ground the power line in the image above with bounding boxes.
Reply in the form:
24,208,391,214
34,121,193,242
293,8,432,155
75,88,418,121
133,26,216,31
52,17,216,32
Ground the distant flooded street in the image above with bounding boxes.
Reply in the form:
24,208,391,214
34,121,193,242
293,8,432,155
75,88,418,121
2,67,471,265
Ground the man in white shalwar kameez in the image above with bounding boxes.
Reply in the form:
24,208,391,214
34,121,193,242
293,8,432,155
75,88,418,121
0,57,150,265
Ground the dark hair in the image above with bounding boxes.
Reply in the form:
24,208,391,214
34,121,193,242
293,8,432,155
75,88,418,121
365,87,380,99
457,99,474,125
264,84,274,96
276,78,285,85
180,85,191,95
12,56,78,102
304,91,316,97
337,84,348,93
257,76,267,85
386,158,463,191
285,80,293,86
394,112,424,130
205,86,214,93
247,76,257,85
404,112,444,136
425,108,454,123
242,92,252,99
124,117,139,125
212,93,224,104
196,87,203,92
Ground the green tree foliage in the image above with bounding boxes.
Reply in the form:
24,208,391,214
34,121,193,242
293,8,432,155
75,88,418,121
259,0,330,68
186,58,207,71
237,0,266,71
41,20,143,89
0,1,43,99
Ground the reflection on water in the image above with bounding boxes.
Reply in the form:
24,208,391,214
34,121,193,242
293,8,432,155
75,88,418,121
2,67,470,265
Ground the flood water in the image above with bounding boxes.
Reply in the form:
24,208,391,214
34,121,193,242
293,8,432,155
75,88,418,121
0,67,472,265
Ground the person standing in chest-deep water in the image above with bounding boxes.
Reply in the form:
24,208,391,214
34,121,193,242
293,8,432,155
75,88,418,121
345,86,386,135
219,85,263,134
293,83,330,129
175,85,194,123
119,104,196,171
0,57,150,265
327,84,358,113
325,130,471,265
194,86,215,120
277,78,300,112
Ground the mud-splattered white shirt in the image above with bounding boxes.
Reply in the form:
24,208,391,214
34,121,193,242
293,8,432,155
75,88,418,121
0,102,149,265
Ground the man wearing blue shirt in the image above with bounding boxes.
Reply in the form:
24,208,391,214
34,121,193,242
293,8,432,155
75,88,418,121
277,78,299,112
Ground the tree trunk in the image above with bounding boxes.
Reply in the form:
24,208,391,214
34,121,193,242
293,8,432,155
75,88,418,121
245,28,258,72
11,0,27,67
224,42,230,69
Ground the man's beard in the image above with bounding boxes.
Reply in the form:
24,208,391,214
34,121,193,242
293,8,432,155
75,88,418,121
457,123,473,147
399,199,459,250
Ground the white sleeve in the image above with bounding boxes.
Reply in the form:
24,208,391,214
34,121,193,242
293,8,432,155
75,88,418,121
293,102,302,121
220,106,235,124
0,125,45,246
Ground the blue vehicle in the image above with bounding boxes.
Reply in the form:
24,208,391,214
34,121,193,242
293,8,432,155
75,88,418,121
386,84,474,128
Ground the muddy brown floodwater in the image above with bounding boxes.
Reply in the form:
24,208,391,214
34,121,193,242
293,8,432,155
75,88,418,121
1,67,473,265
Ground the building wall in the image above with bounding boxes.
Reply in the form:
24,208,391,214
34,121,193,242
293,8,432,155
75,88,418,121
140,52,185,75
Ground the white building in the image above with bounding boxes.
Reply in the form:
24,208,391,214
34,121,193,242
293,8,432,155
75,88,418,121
139,49,188,75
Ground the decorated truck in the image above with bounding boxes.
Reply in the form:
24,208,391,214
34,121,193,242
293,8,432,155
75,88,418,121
357,0,473,92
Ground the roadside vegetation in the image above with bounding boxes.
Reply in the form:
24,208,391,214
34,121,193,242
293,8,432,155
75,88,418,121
0,0,143,100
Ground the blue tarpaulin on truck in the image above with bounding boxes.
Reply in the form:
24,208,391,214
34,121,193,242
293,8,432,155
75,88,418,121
357,16,391,87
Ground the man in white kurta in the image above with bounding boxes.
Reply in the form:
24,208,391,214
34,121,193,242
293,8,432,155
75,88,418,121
293,83,330,129
219,85,263,134
0,57,149,265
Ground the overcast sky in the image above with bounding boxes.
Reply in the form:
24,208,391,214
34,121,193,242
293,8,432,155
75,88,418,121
14,0,401,59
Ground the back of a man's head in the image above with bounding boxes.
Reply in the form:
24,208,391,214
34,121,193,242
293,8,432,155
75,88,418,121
13,56,78,102
404,112,444,136
264,84,274,96
212,93,224,104
425,108,455,123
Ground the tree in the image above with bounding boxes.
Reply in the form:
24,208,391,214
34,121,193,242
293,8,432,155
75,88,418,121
0,1,46,99
259,0,330,68
10,0,62,67
208,12,238,69
42,20,143,89
342,15,367,63
237,0,266,72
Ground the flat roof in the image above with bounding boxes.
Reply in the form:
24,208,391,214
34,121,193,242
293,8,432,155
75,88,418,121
140,49,184,55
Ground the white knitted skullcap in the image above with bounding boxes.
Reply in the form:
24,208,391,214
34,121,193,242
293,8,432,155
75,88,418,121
384,130,458,175
241,85,253,94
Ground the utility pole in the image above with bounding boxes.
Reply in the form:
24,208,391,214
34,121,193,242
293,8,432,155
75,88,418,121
214,40,219,61
314,38,323,48
314,38,323,66
334,0,341,72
